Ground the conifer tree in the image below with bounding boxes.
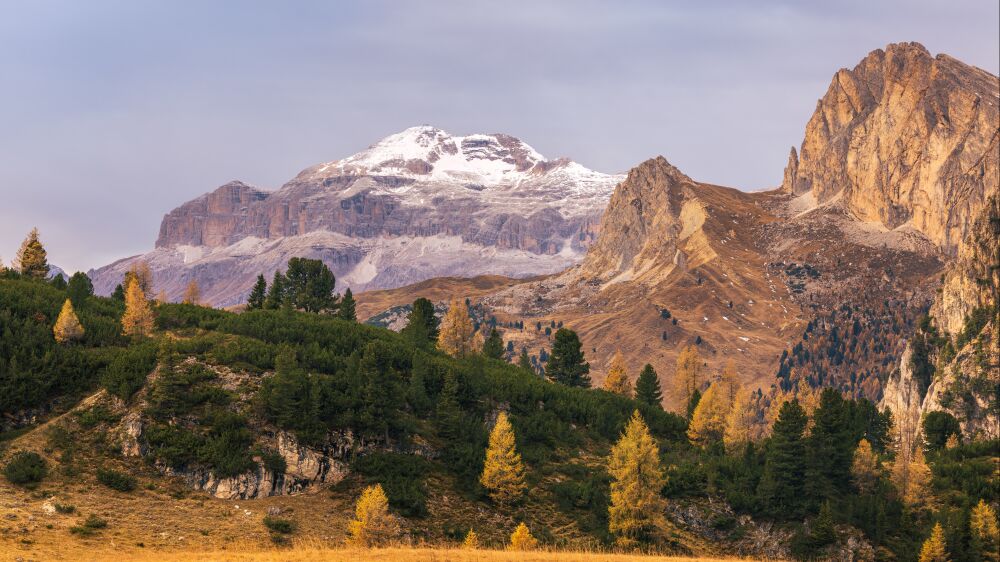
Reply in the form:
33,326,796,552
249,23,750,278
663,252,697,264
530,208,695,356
53,299,84,344
546,328,590,387
608,410,667,548
67,272,94,306
346,484,399,547
112,283,125,301
339,287,357,321
14,227,49,279
508,522,538,551
688,383,728,446
438,299,475,358
807,388,854,499
850,439,881,495
602,350,633,397
50,274,66,289
970,499,999,562
635,364,663,409
673,345,702,412
121,278,155,338
482,327,504,359
401,297,439,345
247,274,267,310
892,439,933,509
125,261,153,294
517,348,533,372
435,372,462,442
462,529,479,549
918,523,949,562
757,399,808,518
480,411,526,504
182,280,201,305
686,388,702,420
264,271,287,309
723,387,757,450
718,359,740,405
284,257,339,313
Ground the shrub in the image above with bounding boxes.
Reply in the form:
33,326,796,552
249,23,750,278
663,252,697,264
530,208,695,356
54,503,76,514
260,449,287,475
100,342,158,400
76,405,120,428
263,516,295,534
3,451,47,486
96,468,136,492
69,514,108,536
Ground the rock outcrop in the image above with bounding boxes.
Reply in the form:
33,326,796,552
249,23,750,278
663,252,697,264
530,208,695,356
782,42,1000,256
90,126,621,306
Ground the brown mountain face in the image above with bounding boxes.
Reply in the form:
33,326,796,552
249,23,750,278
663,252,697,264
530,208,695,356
361,43,998,414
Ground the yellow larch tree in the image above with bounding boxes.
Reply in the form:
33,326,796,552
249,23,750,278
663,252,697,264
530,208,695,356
892,441,933,509
851,439,882,495
479,411,526,504
688,383,729,446
718,360,740,404
723,386,758,450
437,299,476,357
608,410,667,548
182,279,201,305
346,484,399,547
14,227,49,279
508,522,538,551
603,350,633,397
121,278,155,338
462,529,479,549
53,298,84,344
124,261,153,294
673,345,702,412
970,499,999,562
918,522,949,562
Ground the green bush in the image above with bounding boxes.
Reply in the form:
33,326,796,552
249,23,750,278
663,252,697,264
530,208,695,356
3,451,47,486
69,514,108,536
96,468,136,492
100,342,158,400
354,453,430,517
54,503,76,514
263,515,295,534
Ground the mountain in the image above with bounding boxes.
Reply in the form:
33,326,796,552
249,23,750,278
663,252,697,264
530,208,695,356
89,126,622,306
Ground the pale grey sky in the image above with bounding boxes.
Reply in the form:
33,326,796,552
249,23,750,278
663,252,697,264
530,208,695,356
1,1,997,273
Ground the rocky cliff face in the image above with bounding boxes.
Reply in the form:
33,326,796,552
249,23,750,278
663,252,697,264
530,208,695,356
782,42,999,256
91,126,621,306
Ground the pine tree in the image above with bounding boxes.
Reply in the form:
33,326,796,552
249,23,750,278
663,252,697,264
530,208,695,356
284,257,338,313
918,523,949,562
546,328,590,387
264,271,286,309
686,388,702,420
247,274,267,310
482,327,504,359
723,387,757,450
462,529,479,549
182,280,201,305
438,299,475,358
635,364,663,409
121,278,154,338
50,274,66,290
67,272,94,306
850,439,881,495
970,499,999,562
608,410,667,548
517,348,533,372
480,411,526,504
687,383,728,446
757,399,808,518
111,283,125,301
602,350,633,397
401,297,439,346
508,522,538,551
14,227,49,279
673,345,702,412
807,388,854,499
435,372,462,442
346,484,399,547
339,287,357,321
53,299,84,344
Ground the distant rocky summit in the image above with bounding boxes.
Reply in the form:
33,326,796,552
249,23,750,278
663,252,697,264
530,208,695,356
90,126,621,306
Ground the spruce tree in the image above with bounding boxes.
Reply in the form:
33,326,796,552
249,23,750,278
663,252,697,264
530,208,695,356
807,388,854,501
401,297,439,346
482,327,504,359
686,388,702,420
53,299,84,344
479,411,526,504
284,257,338,313
111,283,125,301
247,274,267,309
50,275,66,290
339,287,357,321
14,227,49,279
757,399,809,518
67,272,94,306
435,372,462,442
265,271,286,309
608,410,666,548
517,348,533,372
546,328,590,387
635,364,663,409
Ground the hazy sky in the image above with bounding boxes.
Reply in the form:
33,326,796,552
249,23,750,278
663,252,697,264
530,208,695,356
1,1,997,274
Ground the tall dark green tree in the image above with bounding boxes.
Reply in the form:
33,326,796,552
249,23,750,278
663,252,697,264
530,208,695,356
922,411,961,451
284,257,338,313
338,288,357,321
401,298,439,346
50,275,66,290
546,328,590,387
247,274,267,310
635,364,663,409
757,399,809,518
517,348,533,372
482,327,504,359
67,272,94,306
686,388,702,420
358,342,402,441
264,271,287,310
111,283,125,301
807,388,854,501
435,371,463,442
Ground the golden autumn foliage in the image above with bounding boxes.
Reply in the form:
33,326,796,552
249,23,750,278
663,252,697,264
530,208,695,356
121,279,155,338
918,523,949,562
346,484,399,547
125,260,154,294
850,439,882,495
673,345,702,412
608,410,666,548
462,529,479,549
891,443,933,509
437,299,476,358
971,499,999,562
182,280,202,305
53,298,84,344
687,383,728,446
14,227,49,279
479,411,526,504
723,387,757,450
602,350,633,397
508,522,538,551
